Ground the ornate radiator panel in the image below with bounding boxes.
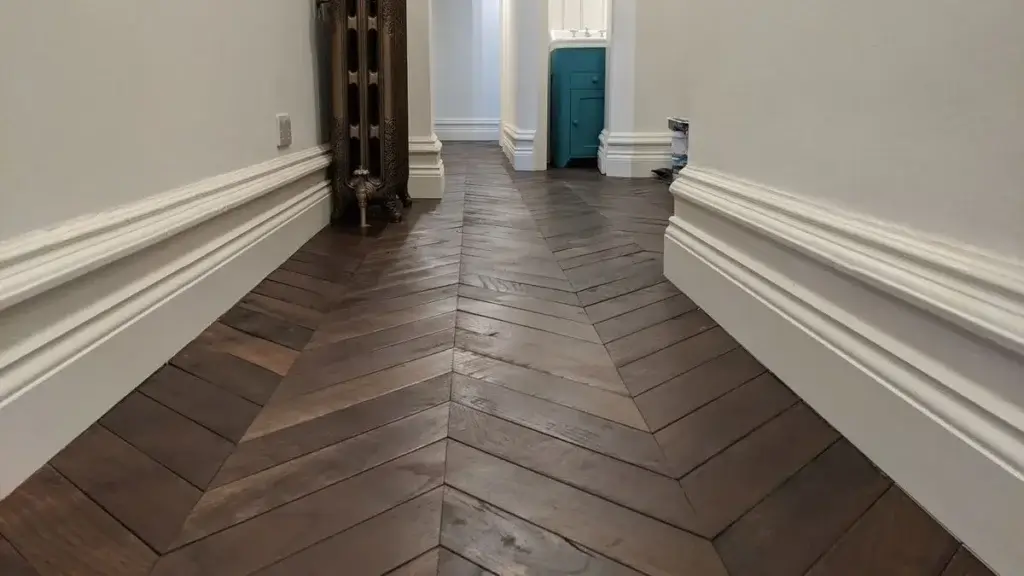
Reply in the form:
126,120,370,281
325,0,410,224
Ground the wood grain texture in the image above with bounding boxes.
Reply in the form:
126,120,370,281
656,374,798,477
452,376,671,475
449,405,703,534
153,443,445,576
445,442,728,576
594,293,697,343
806,486,958,576
308,296,457,348
388,549,442,576
100,392,234,489
441,488,642,576
457,297,601,343
454,349,645,429
196,323,300,375
584,281,679,323
140,366,261,442
620,326,739,396
681,403,840,535
219,306,313,350
635,347,766,432
0,537,40,576
456,312,625,393
252,488,443,576
606,309,718,367
437,548,495,576
0,466,156,576
169,342,281,405
715,440,891,576
50,426,200,552
214,375,450,486
178,405,449,545
247,350,453,439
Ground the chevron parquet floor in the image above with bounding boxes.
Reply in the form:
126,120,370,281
0,143,993,575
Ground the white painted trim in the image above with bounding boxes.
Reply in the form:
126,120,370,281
598,130,671,178
673,167,1024,357
0,146,331,313
666,170,1024,575
408,134,446,199
434,118,501,142
0,169,330,497
501,122,540,171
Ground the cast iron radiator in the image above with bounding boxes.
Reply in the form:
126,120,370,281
322,0,411,225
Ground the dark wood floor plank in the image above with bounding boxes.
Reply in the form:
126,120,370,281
253,279,331,312
681,403,840,535
449,405,704,534
219,306,313,350
445,443,727,576
575,261,667,307
595,294,697,343
329,283,458,317
0,537,40,576
456,312,625,393
452,375,671,476
457,297,601,343
140,366,261,442
195,322,299,376
177,405,449,545
806,486,958,576
0,466,156,576
460,274,579,309
584,281,679,323
559,243,646,270
388,549,442,576
441,488,642,576
296,312,455,369
462,254,567,282
169,342,281,406
461,262,574,292
454,349,645,430
49,426,200,552
635,347,766,431
565,252,662,291
437,548,495,576
606,310,718,367
152,443,445,576
100,392,234,489
239,293,322,330
267,267,349,298
941,548,997,576
552,234,635,261
656,374,798,477
715,440,891,576
276,327,453,400
253,488,443,576
620,326,739,396
334,272,459,308
458,284,589,323
308,296,457,348
214,374,450,486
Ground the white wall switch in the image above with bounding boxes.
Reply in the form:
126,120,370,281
276,113,292,148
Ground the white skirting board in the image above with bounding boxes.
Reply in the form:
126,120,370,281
597,130,672,178
434,118,501,142
409,134,446,199
501,122,543,171
0,147,332,498
665,167,1024,576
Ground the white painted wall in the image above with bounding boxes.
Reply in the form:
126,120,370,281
681,0,1024,257
0,0,323,242
432,0,501,141
599,0,677,177
667,1,1024,572
549,0,607,31
499,0,549,170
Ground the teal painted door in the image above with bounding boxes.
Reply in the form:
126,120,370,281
570,89,604,158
